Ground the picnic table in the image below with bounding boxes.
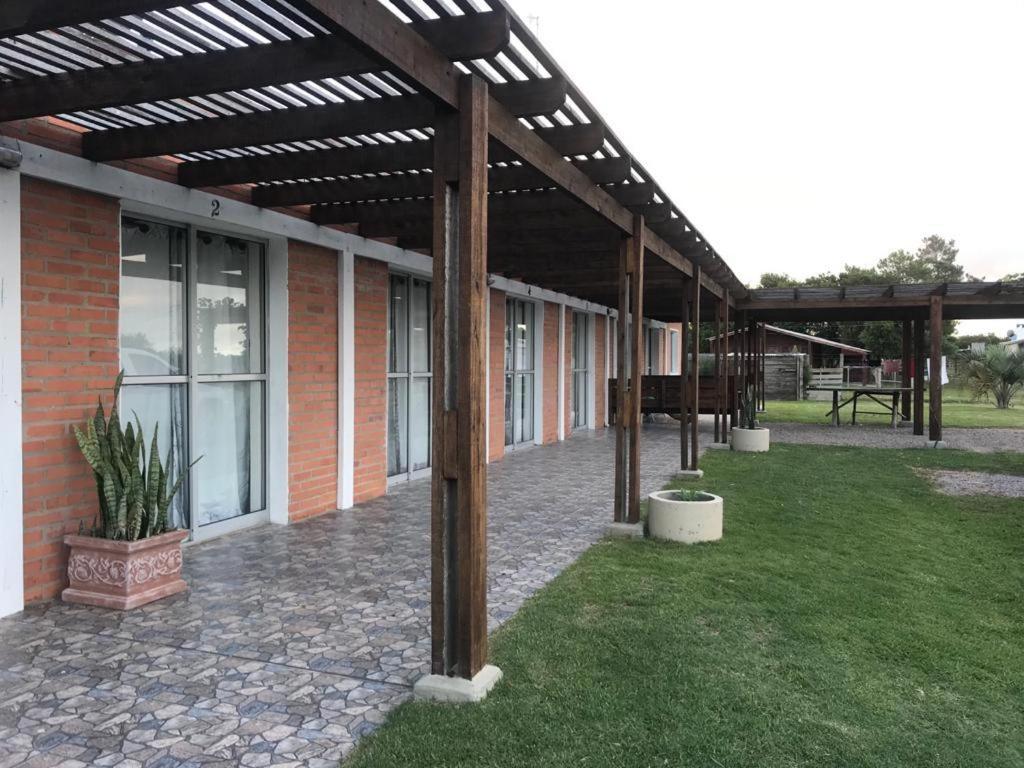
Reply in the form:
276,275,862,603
806,385,913,428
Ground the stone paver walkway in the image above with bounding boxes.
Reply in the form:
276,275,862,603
0,425,687,767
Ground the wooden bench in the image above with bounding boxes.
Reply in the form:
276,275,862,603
608,375,737,421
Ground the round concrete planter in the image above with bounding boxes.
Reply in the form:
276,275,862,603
62,529,188,610
731,426,770,452
647,490,723,544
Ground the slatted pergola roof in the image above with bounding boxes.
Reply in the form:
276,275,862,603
0,0,745,319
737,281,1024,322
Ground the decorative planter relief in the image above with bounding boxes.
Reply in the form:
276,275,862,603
63,529,188,610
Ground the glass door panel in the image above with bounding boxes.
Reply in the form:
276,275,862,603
195,233,264,375
121,383,189,530
194,381,265,526
504,299,536,447
388,273,432,481
572,312,589,429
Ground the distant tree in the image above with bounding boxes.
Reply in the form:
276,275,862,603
1002,272,1024,283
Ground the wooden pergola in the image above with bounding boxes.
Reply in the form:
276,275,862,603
736,281,1024,443
0,0,743,691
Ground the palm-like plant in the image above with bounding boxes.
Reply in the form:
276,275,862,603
961,346,1024,409
73,371,197,540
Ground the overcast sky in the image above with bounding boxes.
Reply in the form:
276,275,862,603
509,0,1024,337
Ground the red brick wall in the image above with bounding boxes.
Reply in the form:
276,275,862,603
287,242,338,522
488,289,505,461
595,314,606,428
542,302,560,443
353,257,388,503
20,177,120,603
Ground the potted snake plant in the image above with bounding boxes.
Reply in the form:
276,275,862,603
64,372,198,610
731,385,770,452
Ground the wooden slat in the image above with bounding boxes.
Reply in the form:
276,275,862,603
179,128,613,188
0,12,511,123
0,0,200,37
900,319,912,420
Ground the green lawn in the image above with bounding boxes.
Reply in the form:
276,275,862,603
761,386,1024,429
347,445,1024,768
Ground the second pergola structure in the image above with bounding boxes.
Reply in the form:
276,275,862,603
735,283,1024,443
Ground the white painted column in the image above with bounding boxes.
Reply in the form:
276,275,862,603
0,166,23,617
533,300,545,445
557,304,566,441
337,249,355,509
266,236,289,525
587,312,597,430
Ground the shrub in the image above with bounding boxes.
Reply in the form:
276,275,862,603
960,346,1024,409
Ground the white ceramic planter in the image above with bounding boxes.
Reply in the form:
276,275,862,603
731,427,770,452
647,490,723,544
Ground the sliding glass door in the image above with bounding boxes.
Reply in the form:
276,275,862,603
387,273,432,482
120,217,267,537
571,311,589,430
504,298,536,447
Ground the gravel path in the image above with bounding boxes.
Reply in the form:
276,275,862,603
766,422,1024,453
915,469,1024,497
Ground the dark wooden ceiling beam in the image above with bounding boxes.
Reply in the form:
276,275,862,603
0,12,512,123
0,0,201,37
251,157,632,207
82,76,567,161
178,124,607,187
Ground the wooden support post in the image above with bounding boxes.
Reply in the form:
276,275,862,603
900,319,912,420
429,75,489,681
929,296,943,443
713,297,721,443
679,279,689,470
760,323,767,410
627,215,645,524
689,268,701,470
723,297,733,439
913,317,925,436
613,239,629,523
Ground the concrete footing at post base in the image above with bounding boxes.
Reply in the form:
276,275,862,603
677,469,704,480
706,442,730,451
413,665,503,703
605,521,645,539
925,440,947,449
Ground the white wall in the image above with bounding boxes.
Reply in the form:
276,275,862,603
337,249,355,508
0,167,23,617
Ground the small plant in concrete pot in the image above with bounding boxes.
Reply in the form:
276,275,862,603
731,385,770,452
64,372,197,610
648,488,723,543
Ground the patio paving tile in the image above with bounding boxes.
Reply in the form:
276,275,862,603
0,425,687,767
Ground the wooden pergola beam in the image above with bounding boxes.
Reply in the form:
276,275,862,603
251,157,632,208
0,12,512,123
178,125,609,188
82,77,568,161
